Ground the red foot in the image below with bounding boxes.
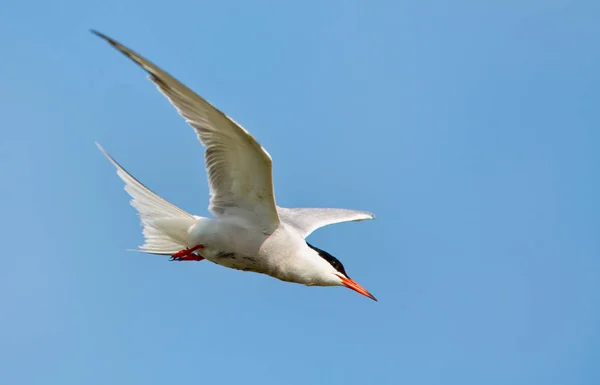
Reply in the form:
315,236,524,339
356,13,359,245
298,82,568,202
172,254,205,261
171,245,205,261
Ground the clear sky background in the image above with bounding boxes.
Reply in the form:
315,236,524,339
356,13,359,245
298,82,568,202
1,1,599,384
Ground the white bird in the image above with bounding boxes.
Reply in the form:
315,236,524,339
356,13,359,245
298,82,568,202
92,30,377,301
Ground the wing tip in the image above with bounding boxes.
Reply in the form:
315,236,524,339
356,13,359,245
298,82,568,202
355,210,375,221
360,212,375,221
91,28,146,66
90,28,105,39
91,28,167,87
90,29,119,47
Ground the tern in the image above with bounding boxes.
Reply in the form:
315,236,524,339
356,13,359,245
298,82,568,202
92,30,377,301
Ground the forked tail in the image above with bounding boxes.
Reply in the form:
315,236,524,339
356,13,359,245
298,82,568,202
96,142,196,255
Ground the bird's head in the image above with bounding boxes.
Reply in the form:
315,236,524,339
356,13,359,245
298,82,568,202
306,242,377,301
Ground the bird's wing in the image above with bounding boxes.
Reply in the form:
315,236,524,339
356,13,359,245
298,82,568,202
277,206,374,238
93,31,279,233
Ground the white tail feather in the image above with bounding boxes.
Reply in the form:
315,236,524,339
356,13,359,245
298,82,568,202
96,142,196,255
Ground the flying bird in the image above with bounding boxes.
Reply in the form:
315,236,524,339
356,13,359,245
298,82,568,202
92,30,377,301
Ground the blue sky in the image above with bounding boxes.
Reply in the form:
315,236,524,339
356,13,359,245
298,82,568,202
1,1,599,384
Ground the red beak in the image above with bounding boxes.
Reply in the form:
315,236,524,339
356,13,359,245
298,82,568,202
339,276,377,301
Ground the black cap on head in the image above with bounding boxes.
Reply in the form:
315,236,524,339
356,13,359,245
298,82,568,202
306,242,349,278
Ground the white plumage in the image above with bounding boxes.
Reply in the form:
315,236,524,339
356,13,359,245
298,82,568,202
93,30,377,301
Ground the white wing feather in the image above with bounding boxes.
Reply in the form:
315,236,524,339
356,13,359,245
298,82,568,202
277,206,374,238
93,31,280,234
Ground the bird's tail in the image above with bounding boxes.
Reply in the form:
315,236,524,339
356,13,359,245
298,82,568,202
96,142,197,255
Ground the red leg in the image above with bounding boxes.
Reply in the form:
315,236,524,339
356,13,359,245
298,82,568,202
171,245,205,261
172,254,205,261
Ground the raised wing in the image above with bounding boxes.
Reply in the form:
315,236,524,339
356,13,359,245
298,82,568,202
277,206,374,238
93,31,279,233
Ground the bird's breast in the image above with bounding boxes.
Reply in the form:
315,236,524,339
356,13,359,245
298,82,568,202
189,220,305,279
